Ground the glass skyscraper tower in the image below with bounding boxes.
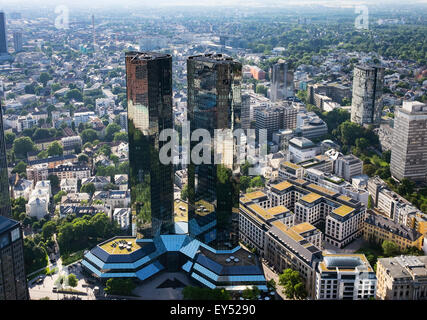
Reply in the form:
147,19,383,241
187,53,242,249
126,52,174,238
0,102,11,217
0,12,7,55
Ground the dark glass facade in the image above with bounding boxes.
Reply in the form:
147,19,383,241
126,52,174,238
0,12,7,54
0,216,29,300
0,102,11,218
187,53,242,249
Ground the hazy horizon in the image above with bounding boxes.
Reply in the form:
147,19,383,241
1,0,427,10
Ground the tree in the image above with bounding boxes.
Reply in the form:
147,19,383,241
78,153,89,163
382,240,400,257
47,141,63,157
242,286,260,300
42,220,56,240
363,164,377,177
255,84,268,96
397,179,415,197
117,162,129,175
241,161,251,176
48,175,60,191
181,184,189,201
278,268,307,300
13,136,35,157
54,190,67,204
80,129,98,144
368,195,374,209
105,123,121,142
66,89,83,102
39,72,52,87
322,109,350,133
250,176,264,188
267,279,276,291
381,150,392,163
12,161,27,175
113,131,128,142
23,237,48,274
240,176,251,193
4,132,16,145
80,183,96,196
104,278,136,296
37,150,48,159
67,274,78,288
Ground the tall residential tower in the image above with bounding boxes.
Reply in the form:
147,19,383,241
0,12,7,55
0,103,11,217
350,65,384,126
126,52,174,238
187,53,242,249
390,101,427,182
270,59,294,102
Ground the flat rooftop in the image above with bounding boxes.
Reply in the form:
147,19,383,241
248,203,274,221
199,246,258,267
99,238,141,255
320,253,373,273
174,199,188,223
308,183,339,197
300,192,323,204
0,216,18,235
271,181,293,192
332,205,355,217
126,51,171,61
338,195,352,202
281,161,301,170
290,222,317,235
245,190,268,201
188,53,235,64
194,199,215,216
266,205,290,216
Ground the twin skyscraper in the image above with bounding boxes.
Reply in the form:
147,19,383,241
126,52,243,250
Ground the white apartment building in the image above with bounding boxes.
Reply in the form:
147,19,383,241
278,161,304,180
61,135,82,149
315,254,377,300
60,178,78,193
112,208,131,230
289,137,319,163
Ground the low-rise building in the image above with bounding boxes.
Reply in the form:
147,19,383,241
315,254,377,300
50,163,91,181
296,112,328,140
81,235,267,292
363,211,424,251
376,255,427,300
114,174,128,191
61,135,82,149
289,137,319,163
93,190,130,209
278,161,304,180
82,176,111,191
267,179,366,248
334,154,363,182
112,208,131,230
265,222,322,298
60,178,78,193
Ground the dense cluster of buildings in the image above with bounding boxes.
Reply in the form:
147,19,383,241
0,5,426,301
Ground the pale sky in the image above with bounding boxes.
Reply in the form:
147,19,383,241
0,0,426,9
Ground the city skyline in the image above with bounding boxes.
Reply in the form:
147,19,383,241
0,1,425,303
